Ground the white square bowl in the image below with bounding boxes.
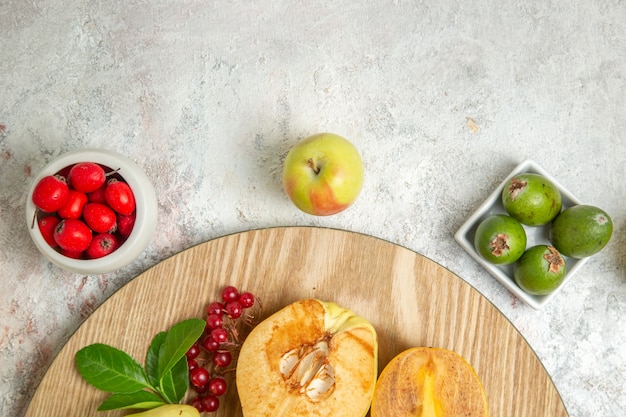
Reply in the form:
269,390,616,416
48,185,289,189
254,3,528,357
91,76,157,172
454,159,586,310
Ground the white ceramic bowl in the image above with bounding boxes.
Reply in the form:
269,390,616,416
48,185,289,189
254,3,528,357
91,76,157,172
25,149,158,274
454,159,586,309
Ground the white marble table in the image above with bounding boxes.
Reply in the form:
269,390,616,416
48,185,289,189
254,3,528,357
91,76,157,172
1,1,625,416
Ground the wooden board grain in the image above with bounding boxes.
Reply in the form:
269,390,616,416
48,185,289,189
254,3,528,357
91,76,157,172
25,227,568,417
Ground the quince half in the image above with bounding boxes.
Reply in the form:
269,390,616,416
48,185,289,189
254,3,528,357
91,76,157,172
236,299,378,417
371,347,488,417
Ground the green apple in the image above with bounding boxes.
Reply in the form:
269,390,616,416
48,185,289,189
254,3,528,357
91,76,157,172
282,133,364,216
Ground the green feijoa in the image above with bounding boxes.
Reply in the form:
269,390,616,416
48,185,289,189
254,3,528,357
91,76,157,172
474,214,527,265
550,204,613,259
501,173,562,226
514,245,567,295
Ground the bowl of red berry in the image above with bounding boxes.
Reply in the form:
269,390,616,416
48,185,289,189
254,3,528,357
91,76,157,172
25,148,158,274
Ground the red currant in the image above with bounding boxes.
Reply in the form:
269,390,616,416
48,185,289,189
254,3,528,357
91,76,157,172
68,162,106,193
225,300,243,318
221,285,239,303
210,327,228,344
206,314,224,330
238,291,255,308
201,395,219,412
213,350,232,368
32,175,70,213
187,359,198,372
206,301,224,316
186,342,201,359
189,367,210,387
208,377,228,396
201,335,220,352
194,383,210,394
191,397,204,412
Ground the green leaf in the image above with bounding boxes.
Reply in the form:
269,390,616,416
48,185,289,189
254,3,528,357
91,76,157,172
75,343,151,394
145,332,167,387
97,391,166,411
159,355,190,404
157,318,205,380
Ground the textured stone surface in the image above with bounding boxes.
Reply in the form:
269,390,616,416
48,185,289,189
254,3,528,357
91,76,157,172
1,1,625,416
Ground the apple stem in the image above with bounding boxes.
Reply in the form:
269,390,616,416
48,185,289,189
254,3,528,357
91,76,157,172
307,158,320,175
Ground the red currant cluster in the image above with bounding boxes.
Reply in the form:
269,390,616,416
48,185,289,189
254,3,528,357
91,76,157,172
186,286,259,413
31,162,136,259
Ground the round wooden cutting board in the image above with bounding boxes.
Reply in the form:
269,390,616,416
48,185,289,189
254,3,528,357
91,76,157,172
25,227,568,417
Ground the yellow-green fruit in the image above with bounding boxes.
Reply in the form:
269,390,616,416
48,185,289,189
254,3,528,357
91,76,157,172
550,205,613,259
236,299,378,417
127,404,200,417
282,133,364,216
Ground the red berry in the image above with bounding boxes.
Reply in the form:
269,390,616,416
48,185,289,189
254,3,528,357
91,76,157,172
210,327,228,344
116,213,136,239
225,300,243,318
32,175,70,213
83,203,117,233
38,216,60,247
206,302,224,316
186,342,201,359
212,351,232,368
200,395,219,412
105,179,135,215
85,233,119,259
187,358,199,372
88,184,107,204
61,249,84,259
238,291,255,308
54,219,92,252
191,397,204,412
206,314,224,330
201,335,220,352
221,285,239,303
189,367,210,387
68,162,106,193
194,383,210,394
57,190,88,219
208,377,228,396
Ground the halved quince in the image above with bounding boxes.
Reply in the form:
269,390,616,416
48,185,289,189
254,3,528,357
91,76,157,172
371,347,488,417
236,299,378,417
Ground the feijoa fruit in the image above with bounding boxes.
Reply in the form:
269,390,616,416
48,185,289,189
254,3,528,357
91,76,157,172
513,245,566,295
550,204,612,259
474,214,527,264
501,173,562,226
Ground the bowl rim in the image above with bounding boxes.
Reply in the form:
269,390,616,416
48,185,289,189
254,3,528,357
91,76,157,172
454,159,587,310
25,148,158,274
